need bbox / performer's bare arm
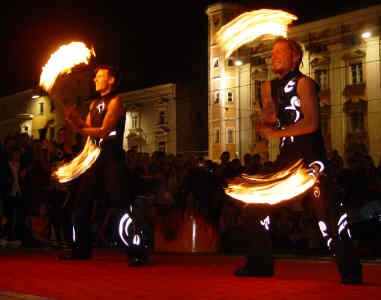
[66,96,124,139]
[258,77,319,138]
[259,81,277,124]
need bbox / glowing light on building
[361,31,371,39]
[216,9,297,58]
[39,42,95,92]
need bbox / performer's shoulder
[298,75,317,87]
[297,75,319,93]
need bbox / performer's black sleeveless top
[271,70,327,169]
[90,93,125,159]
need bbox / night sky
[1,0,381,98]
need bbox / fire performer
[60,65,149,266]
[234,38,363,284]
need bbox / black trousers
[244,174,362,279]
[71,154,128,257]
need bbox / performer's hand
[65,116,79,132]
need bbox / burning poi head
[39,41,99,183]
[39,41,95,93]
[216,9,297,58]
[225,160,318,205]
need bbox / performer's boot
[312,177,363,285]
[334,237,362,284]
[60,217,92,260]
[116,208,151,266]
[235,206,274,277]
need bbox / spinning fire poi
[39,42,98,183]
[216,9,362,284]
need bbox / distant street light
[234,59,243,66]
[31,95,40,99]
[361,32,371,39]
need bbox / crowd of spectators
[0,127,380,257]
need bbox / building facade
[206,2,381,165]
[0,89,65,141]
[0,68,93,142]
[119,83,208,155]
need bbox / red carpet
[0,251,380,300]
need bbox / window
[254,80,264,106]
[132,114,138,129]
[158,141,166,152]
[50,100,55,113]
[350,62,363,84]
[159,111,165,124]
[214,92,220,104]
[227,59,234,67]
[315,69,329,90]
[214,128,220,144]
[39,102,44,115]
[227,128,235,144]
[49,127,55,141]
[227,91,233,104]
[213,57,219,68]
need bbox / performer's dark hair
[94,65,120,86]
[275,38,303,69]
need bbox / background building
[206,2,381,165]
[120,83,208,155]
[0,68,93,142]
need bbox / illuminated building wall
[119,83,207,155]
[0,89,64,141]
[207,2,381,165]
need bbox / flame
[53,137,100,183]
[216,9,297,58]
[225,159,317,205]
[39,42,95,92]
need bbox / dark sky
[1,0,381,97]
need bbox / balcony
[127,128,147,145]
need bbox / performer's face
[271,41,294,78]
[94,69,115,95]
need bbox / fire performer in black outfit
[60,65,149,266]
[234,38,363,284]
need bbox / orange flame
[53,137,100,183]
[225,159,316,205]
[216,9,297,58]
[39,42,95,92]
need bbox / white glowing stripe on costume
[72,226,76,242]
[260,216,271,231]
[284,79,296,93]
[338,220,349,236]
[308,161,325,174]
[192,218,196,252]
[338,213,348,226]
[98,131,116,147]
[119,213,133,247]
[338,213,349,235]
[96,102,105,113]
[133,235,141,246]
[318,221,328,238]
[347,229,352,239]
[327,238,333,249]
[285,96,301,123]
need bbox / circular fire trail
[216,9,297,58]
